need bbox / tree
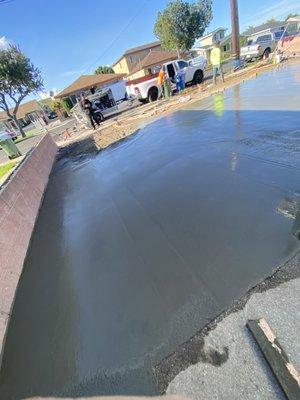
[285,13,299,21]
[154,0,212,56]
[239,35,247,47]
[0,45,43,137]
[266,17,278,23]
[61,97,73,112]
[94,65,114,74]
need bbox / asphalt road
[0,64,299,399]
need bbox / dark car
[48,111,57,120]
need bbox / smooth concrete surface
[0,65,299,399]
[0,133,57,362]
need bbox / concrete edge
[0,133,58,366]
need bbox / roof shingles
[0,100,42,121]
[56,73,126,98]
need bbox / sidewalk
[165,252,300,400]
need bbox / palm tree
[94,65,114,74]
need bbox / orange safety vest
[157,70,165,86]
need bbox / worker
[210,42,224,85]
[81,94,99,129]
[157,66,166,98]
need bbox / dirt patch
[57,136,97,160]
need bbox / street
[0,119,76,164]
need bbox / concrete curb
[0,133,57,364]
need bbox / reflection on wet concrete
[0,65,300,398]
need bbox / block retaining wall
[0,133,57,361]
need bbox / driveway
[0,64,299,398]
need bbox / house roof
[0,100,42,121]
[243,21,286,36]
[125,40,161,56]
[112,41,161,66]
[127,50,178,77]
[55,73,126,98]
[220,34,232,45]
[198,27,227,41]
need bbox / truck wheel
[263,48,271,59]
[96,112,104,123]
[148,87,158,102]
[193,70,204,85]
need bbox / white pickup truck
[241,31,286,61]
[126,58,206,102]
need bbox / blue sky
[0,0,299,95]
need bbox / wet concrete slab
[0,64,300,399]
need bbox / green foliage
[39,98,55,112]
[239,36,247,46]
[0,45,43,137]
[94,65,115,74]
[154,0,212,53]
[53,98,72,115]
[285,13,299,21]
[53,100,62,112]
[61,97,73,112]
[266,17,278,23]
[0,160,18,179]
[0,45,43,113]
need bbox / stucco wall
[0,133,57,361]
[113,57,129,74]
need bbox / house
[243,21,286,37]
[193,28,229,60]
[55,73,127,106]
[243,21,287,43]
[125,50,178,81]
[194,27,227,48]
[113,41,162,75]
[0,100,47,132]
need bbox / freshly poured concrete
[1,65,300,398]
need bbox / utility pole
[230,0,240,64]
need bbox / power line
[0,0,15,4]
[82,0,150,74]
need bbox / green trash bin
[0,137,22,160]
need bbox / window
[178,60,188,69]
[220,31,225,39]
[166,63,176,79]
[256,34,272,43]
[274,31,286,40]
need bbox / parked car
[126,58,206,103]
[241,31,287,61]
[0,129,20,141]
[47,111,57,120]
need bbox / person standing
[81,95,99,129]
[210,42,224,85]
[157,66,166,98]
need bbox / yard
[0,160,18,179]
